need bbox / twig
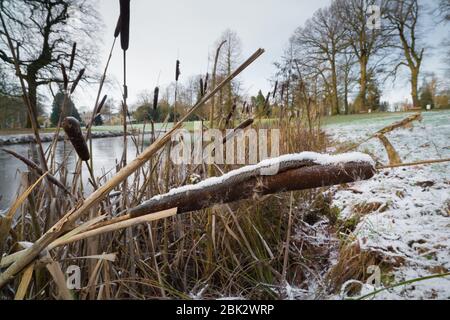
[1,148,73,197]
[376,158,450,170]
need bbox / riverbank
[0,131,129,146]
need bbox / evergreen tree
[366,73,381,111]
[50,91,82,126]
[419,83,434,109]
[93,114,103,126]
[252,90,266,115]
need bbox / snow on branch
[129,152,376,217]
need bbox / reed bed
[0,105,338,299]
[0,8,340,299]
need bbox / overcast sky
[75,0,448,111]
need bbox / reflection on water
[0,136,147,210]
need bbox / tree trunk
[344,72,350,115]
[411,67,420,109]
[25,76,40,129]
[358,57,368,113]
[331,59,340,115]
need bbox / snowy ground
[326,110,450,299]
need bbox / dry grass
[0,105,343,299]
[0,15,353,298]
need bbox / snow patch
[327,111,450,300]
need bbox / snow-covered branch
[129,152,376,217]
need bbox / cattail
[272,81,278,99]
[175,60,181,81]
[119,0,130,51]
[280,82,286,101]
[62,117,90,161]
[225,102,237,126]
[264,91,271,110]
[204,73,209,93]
[199,78,204,97]
[242,101,247,113]
[60,64,68,91]
[222,118,254,143]
[236,118,253,131]
[69,42,77,71]
[153,86,159,110]
[96,94,108,115]
[70,68,85,94]
[114,15,122,38]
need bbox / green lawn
[1,110,445,136]
[321,110,447,126]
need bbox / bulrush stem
[86,37,118,171]
[122,50,128,210]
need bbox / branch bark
[129,160,375,218]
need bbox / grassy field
[0,110,442,136]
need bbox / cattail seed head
[236,118,253,131]
[153,86,159,110]
[96,94,108,115]
[70,68,85,94]
[204,73,209,92]
[199,78,204,97]
[273,81,278,99]
[264,92,271,109]
[62,117,90,161]
[225,102,237,126]
[114,15,122,38]
[175,60,181,81]
[242,101,247,113]
[60,64,68,91]
[280,82,286,101]
[119,0,130,51]
[69,42,77,71]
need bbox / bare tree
[0,0,101,127]
[290,5,348,115]
[437,0,450,21]
[436,0,450,77]
[386,0,424,109]
[334,0,391,112]
[216,29,242,122]
[338,51,358,114]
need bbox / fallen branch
[127,152,375,217]
[343,113,422,152]
[375,113,422,136]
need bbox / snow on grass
[327,110,450,300]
